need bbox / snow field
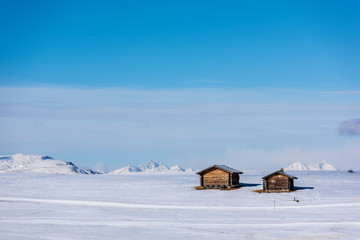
[0,171,359,239]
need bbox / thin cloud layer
[224,142,360,170]
[321,91,360,94]
[338,119,360,136]
[1,86,360,169]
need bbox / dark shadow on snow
[240,183,261,187]
[293,186,314,190]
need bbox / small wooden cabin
[196,165,243,188]
[262,169,297,192]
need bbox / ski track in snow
[1,197,360,210]
[1,219,360,228]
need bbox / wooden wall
[264,174,291,191]
[202,169,229,188]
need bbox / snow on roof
[262,170,298,180]
[196,165,243,175]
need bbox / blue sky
[1,1,359,171]
[1,0,359,89]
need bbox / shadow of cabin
[293,186,314,190]
[240,183,261,188]
[196,165,243,189]
[262,169,297,192]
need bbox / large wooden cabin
[262,169,297,192]
[196,165,243,189]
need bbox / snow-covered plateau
[0,170,359,239]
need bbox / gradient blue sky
[1,1,359,171]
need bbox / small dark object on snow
[348,169,354,173]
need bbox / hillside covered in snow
[285,161,337,171]
[0,154,100,174]
[109,160,193,174]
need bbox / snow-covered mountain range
[285,161,337,171]
[0,154,193,175]
[109,160,193,174]
[0,154,100,174]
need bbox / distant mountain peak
[110,161,192,174]
[139,161,170,173]
[0,154,100,174]
[109,165,141,174]
[318,161,337,171]
[285,162,308,171]
[285,161,337,171]
[139,160,161,170]
[170,165,185,172]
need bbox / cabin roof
[196,165,243,175]
[262,170,297,180]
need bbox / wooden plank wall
[267,174,289,190]
[203,169,229,187]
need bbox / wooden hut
[196,165,243,189]
[262,169,297,192]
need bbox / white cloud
[338,119,360,136]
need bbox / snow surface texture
[0,171,359,239]
[285,161,337,171]
[0,154,99,174]
[109,160,192,174]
